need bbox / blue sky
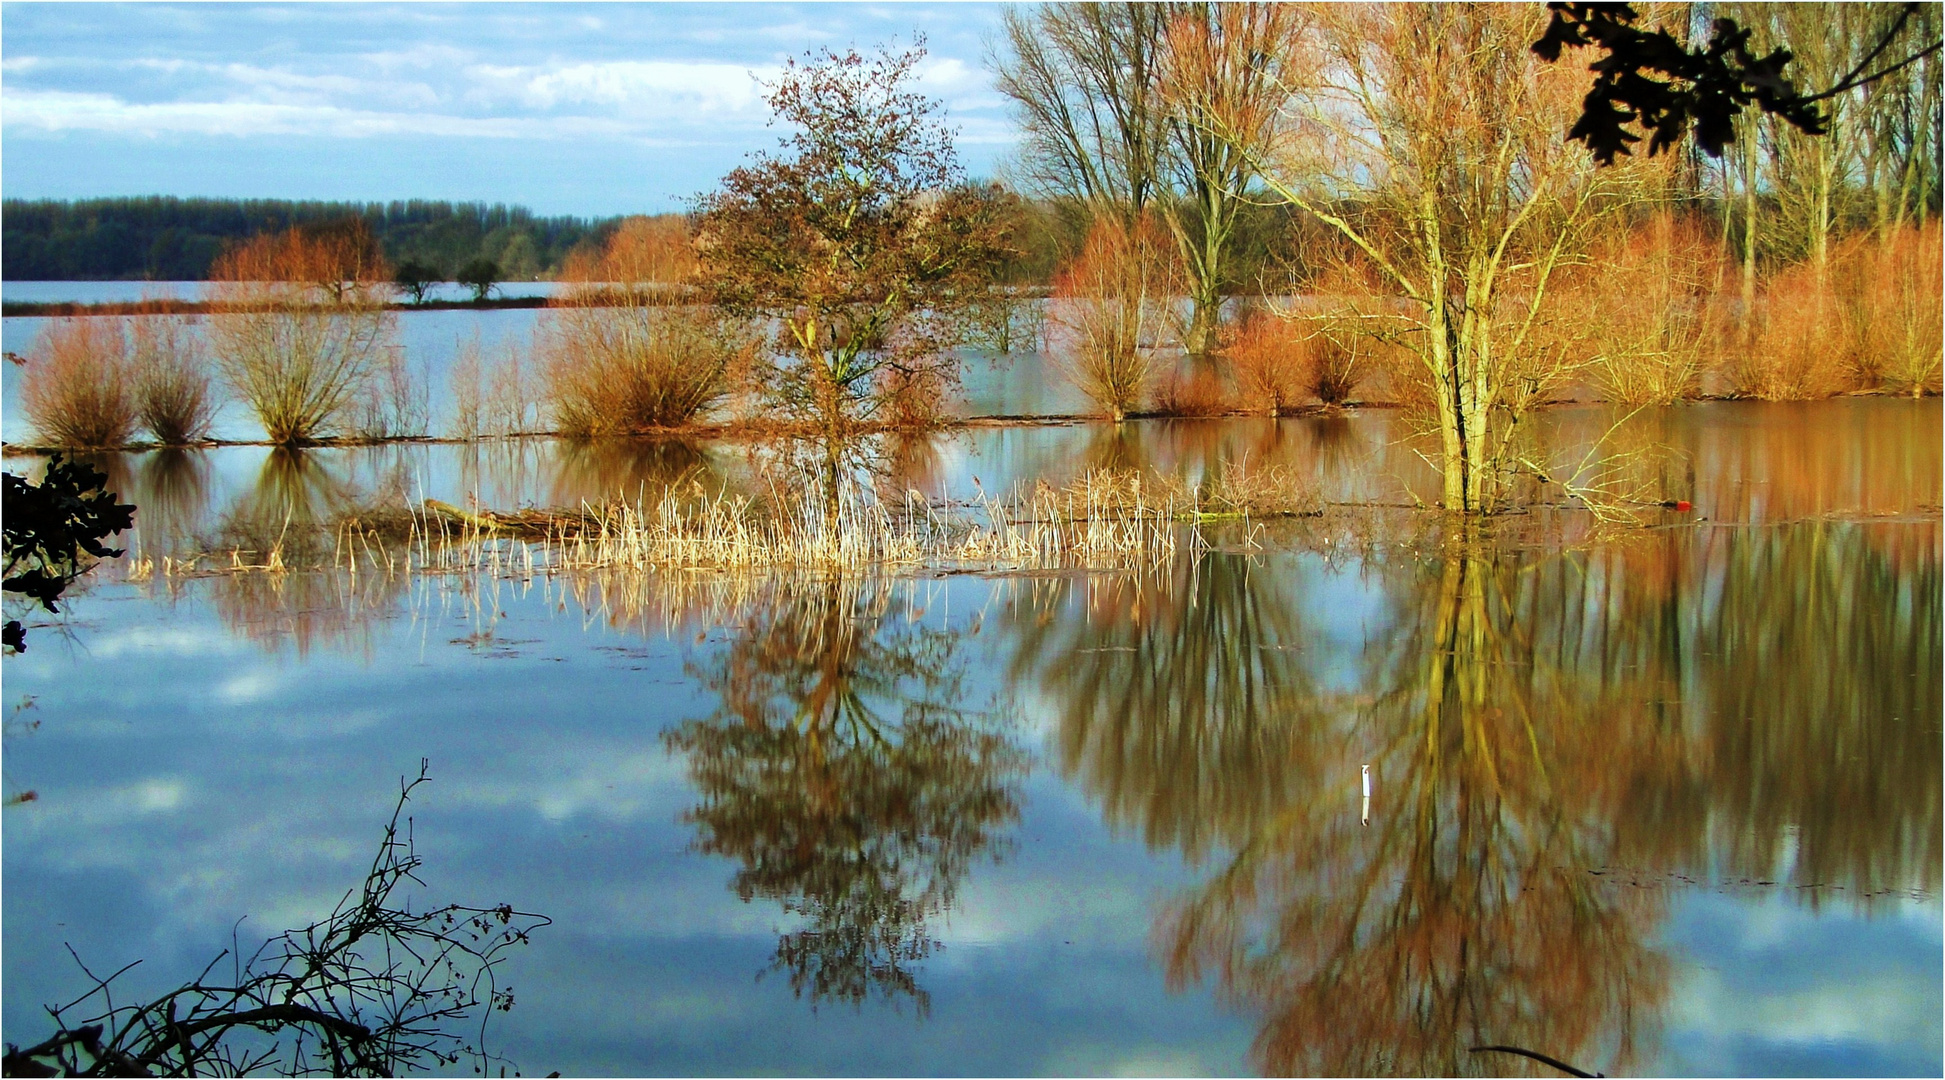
[0,3,1019,217]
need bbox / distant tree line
[0,193,1323,290]
[1,197,623,281]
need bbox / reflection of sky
[0,3,1015,215]
[1658,893,1942,1076]
[4,400,1941,1075]
[1,576,1258,1075]
[5,542,1941,1074]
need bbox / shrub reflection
[667,580,1026,1014]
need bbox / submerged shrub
[206,224,394,444]
[130,310,216,444]
[545,306,755,435]
[545,217,753,435]
[1567,213,1726,405]
[1223,312,1310,416]
[1048,214,1184,423]
[1733,265,1854,401]
[1841,222,1941,397]
[20,318,138,448]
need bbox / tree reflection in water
[1007,552,1321,863]
[667,579,1026,1015]
[208,448,412,657]
[134,448,212,559]
[1012,516,1938,1076]
[1153,530,1672,1076]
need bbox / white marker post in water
[1361,764,1371,825]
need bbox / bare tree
[1157,3,1309,359]
[1191,4,1636,512]
[993,3,1297,362]
[991,4,1172,225]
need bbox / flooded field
[2,398,1939,1076]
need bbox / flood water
[2,398,1940,1076]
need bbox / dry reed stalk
[407,468,1196,578]
[20,318,138,448]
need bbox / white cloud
[1,89,634,141]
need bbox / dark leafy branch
[2,762,550,1077]
[2,455,136,653]
[1534,1,1943,163]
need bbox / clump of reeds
[412,467,1196,577]
[349,345,430,440]
[130,308,217,444]
[1567,212,1726,405]
[544,217,754,435]
[205,222,395,443]
[20,318,138,448]
[1048,214,1185,422]
[1841,221,1941,397]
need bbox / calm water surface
[2,400,1939,1076]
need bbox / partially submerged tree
[993,3,1296,361]
[392,258,441,304]
[1188,3,1630,512]
[694,44,1012,454]
[455,257,501,302]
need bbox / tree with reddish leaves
[693,44,1013,452]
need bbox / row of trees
[995,1,1942,511]
[16,11,1941,517]
[1,197,612,281]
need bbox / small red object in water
[1675,500,1692,512]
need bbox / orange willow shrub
[206,223,395,443]
[1736,224,1943,400]
[130,304,216,444]
[1733,262,1858,400]
[1048,214,1185,422]
[543,217,754,435]
[1222,313,1308,415]
[1223,303,1384,414]
[20,318,138,447]
[1840,222,1942,396]
[1565,213,1727,405]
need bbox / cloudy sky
[0,3,1019,216]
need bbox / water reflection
[1006,554,1319,863]
[666,580,1027,1014]
[1148,533,1673,1076]
[133,448,211,556]
[547,437,721,508]
[205,449,410,658]
[1002,514,1938,1075]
